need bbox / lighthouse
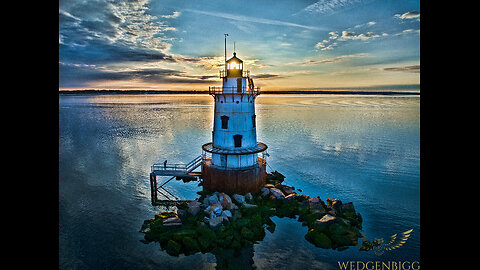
[201,47,268,194]
[149,39,268,204]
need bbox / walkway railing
[151,154,203,174]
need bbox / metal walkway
[149,155,203,206]
[151,154,203,177]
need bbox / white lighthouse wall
[209,75,259,168]
[212,153,258,168]
[212,95,257,149]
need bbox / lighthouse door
[233,134,243,147]
[237,78,242,93]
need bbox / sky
[59,0,420,91]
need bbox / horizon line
[58,89,420,96]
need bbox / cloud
[314,40,336,50]
[161,11,181,18]
[244,59,272,68]
[382,65,420,73]
[289,53,369,66]
[354,21,376,28]
[59,0,193,88]
[300,0,374,15]
[59,0,177,65]
[314,26,387,51]
[252,73,282,79]
[183,9,325,31]
[393,29,420,36]
[59,41,175,65]
[394,11,420,20]
[179,56,225,69]
[59,63,217,88]
[314,32,339,50]
[338,30,380,40]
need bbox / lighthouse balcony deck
[202,142,267,155]
[208,86,260,96]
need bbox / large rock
[284,193,297,200]
[311,208,327,215]
[275,184,295,195]
[308,197,326,214]
[282,186,295,195]
[207,194,220,205]
[326,198,343,214]
[243,203,258,208]
[308,196,324,208]
[163,216,181,224]
[316,214,336,225]
[341,202,357,219]
[188,200,202,215]
[156,212,177,219]
[342,202,355,213]
[261,187,270,197]
[218,193,233,209]
[176,209,186,218]
[163,222,183,227]
[205,203,223,217]
[163,217,182,226]
[269,188,285,200]
[221,209,233,218]
[208,215,228,229]
[232,194,245,204]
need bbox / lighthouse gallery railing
[220,70,250,78]
[209,86,260,96]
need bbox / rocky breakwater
[140,171,364,256]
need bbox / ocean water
[59,94,420,269]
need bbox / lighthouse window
[233,134,243,148]
[221,115,229,129]
[252,115,256,128]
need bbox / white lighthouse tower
[201,42,268,194]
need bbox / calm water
[59,94,420,269]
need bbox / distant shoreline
[59,90,420,96]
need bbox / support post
[149,173,157,205]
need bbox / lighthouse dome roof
[227,52,243,63]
